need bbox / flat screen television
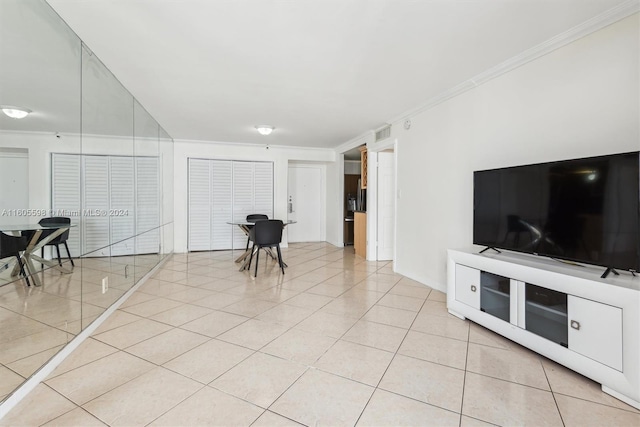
[473,151,640,276]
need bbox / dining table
[0,222,75,287]
[227,220,296,272]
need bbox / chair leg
[15,255,30,287]
[55,245,62,266]
[64,241,74,266]
[41,247,44,270]
[245,236,251,252]
[254,247,260,277]
[276,245,285,275]
[248,243,255,270]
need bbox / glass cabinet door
[480,271,511,322]
[525,283,568,346]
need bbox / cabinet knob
[570,320,580,330]
[471,285,477,292]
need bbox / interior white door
[377,151,395,260]
[287,165,323,242]
[0,151,28,227]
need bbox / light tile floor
[3,243,640,426]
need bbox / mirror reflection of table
[227,220,296,272]
[0,223,76,287]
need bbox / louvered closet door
[232,161,254,249]
[51,154,81,258]
[254,162,274,218]
[211,160,233,250]
[109,157,135,256]
[135,157,160,254]
[188,159,212,251]
[82,156,110,256]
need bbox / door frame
[366,138,398,262]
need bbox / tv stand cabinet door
[455,264,480,309]
[568,295,623,371]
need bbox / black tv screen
[473,152,640,273]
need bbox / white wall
[173,139,335,253]
[391,14,639,292]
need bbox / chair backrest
[252,220,283,246]
[38,217,71,243]
[246,214,268,222]
[0,232,27,258]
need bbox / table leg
[235,250,251,263]
[238,246,258,272]
[21,251,42,287]
[10,227,73,286]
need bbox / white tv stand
[447,248,640,409]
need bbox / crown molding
[387,1,640,125]
[174,138,334,153]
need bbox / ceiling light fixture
[255,125,274,136]
[1,106,32,119]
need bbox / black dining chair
[0,232,31,286]
[34,217,74,267]
[245,214,269,252]
[247,219,285,277]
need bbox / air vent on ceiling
[375,125,391,142]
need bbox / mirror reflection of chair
[0,232,31,286]
[247,219,284,277]
[245,214,269,252]
[37,217,74,267]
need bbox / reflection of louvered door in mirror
[82,155,110,256]
[109,156,135,256]
[135,157,160,254]
[52,153,82,257]
[53,153,161,256]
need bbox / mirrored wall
[0,0,174,404]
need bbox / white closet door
[188,159,274,252]
[232,161,254,249]
[188,158,212,251]
[82,156,110,256]
[135,157,160,254]
[211,160,233,250]
[109,157,135,256]
[51,153,81,257]
[254,162,274,218]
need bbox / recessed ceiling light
[255,125,274,136]
[1,106,32,119]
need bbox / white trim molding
[387,0,640,125]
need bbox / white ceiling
[45,0,628,148]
